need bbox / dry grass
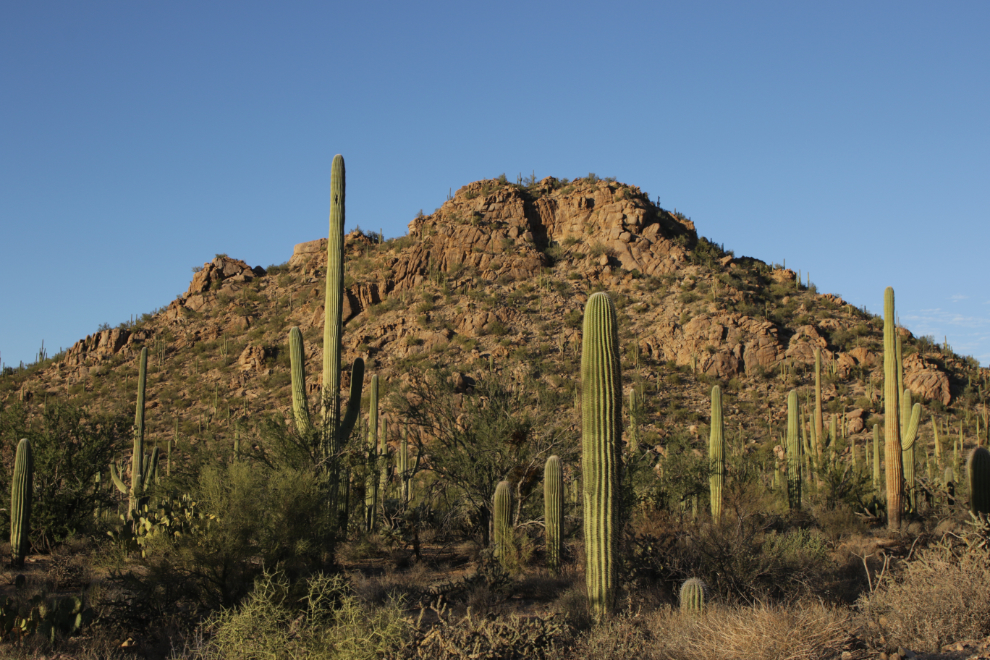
[858,542,990,652]
[565,601,855,660]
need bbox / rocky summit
[9,174,974,449]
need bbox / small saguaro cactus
[786,390,801,509]
[968,447,990,517]
[883,287,904,530]
[10,438,33,567]
[493,480,513,565]
[581,291,622,619]
[679,577,709,614]
[544,455,564,572]
[709,385,724,520]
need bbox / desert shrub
[126,461,332,612]
[569,602,853,660]
[858,540,990,652]
[180,571,409,660]
[0,400,127,549]
[400,604,569,659]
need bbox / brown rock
[846,408,866,434]
[903,353,951,405]
[237,345,266,373]
[187,255,258,296]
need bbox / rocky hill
[3,174,986,457]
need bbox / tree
[394,370,574,547]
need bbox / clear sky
[2,2,988,368]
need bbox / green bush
[182,571,408,659]
[0,400,127,549]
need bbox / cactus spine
[883,287,904,530]
[110,347,153,518]
[709,385,724,520]
[544,455,563,572]
[786,390,801,509]
[581,291,622,619]
[289,326,311,436]
[969,447,990,516]
[493,480,513,565]
[679,578,708,614]
[10,438,33,567]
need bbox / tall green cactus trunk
[814,348,824,460]
[110,347,150,520]
[10,438,33,567]
[786,390,801,510]
[307,155,364,533]
[581,292,622,619]
[544,455,563,573]
[709,385,724,520]
[884,287,904,530]
[365,374,379,532]
[493,480,513,566]
[628,390,640,454]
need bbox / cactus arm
[337,358,365,449]
[109,463,128,494]
[289,327,312,437]
[142,447,160,492]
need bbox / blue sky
[2,2,988,368]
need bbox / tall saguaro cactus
[493,480,513,565]
[111,347,153,517]
[581,291,622,619]
[284,155,366,533]
[544,455,563,573]
[10,438,33,567]
[884,287,904,530]
[321,156,365,459]
[709,385,724,520]
[786,390,801,509]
